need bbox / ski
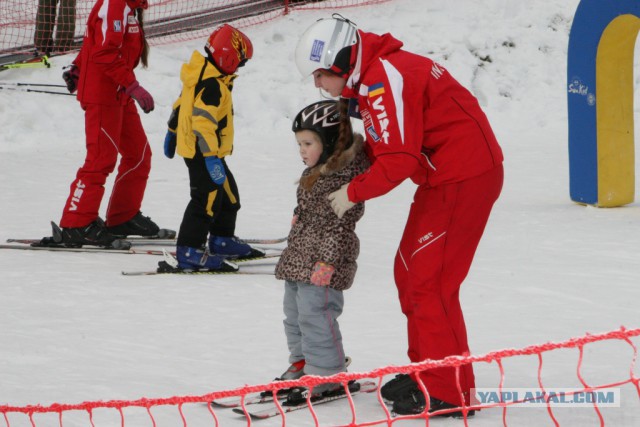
[0,54,51,72]
[121,260,275,276]
[118,236,287,246]
[211,357,353,408]
[212,391,284,408]
[0,244,160,255]
[231,381,378,420]
[114,228,177,239]
[121,247,279,276]
[3,222,171,249]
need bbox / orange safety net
[0,0,390,57]
[1,326,638,426]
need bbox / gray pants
[283,280,346,376]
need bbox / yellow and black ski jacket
[168,50,236,159]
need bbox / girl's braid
[137,8,149,68]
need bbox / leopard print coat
[275,135,370,291]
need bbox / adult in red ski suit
[57,0,157,245]
[295,17,504,413]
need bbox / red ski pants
[393,164,503,406]
[60,101,151,228]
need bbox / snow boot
[176,246,237,271]
[107,212,160,237]
[208,235,264,259]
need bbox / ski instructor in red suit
[295,15,504,418]
[53,0,160,248]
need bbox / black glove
[62,65,80,93]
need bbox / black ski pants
[177,152,240,249]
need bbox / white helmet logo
[295,17,358,77]
[310,40,325,63]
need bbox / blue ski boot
[208,236,265,259]
[176,246,237,271]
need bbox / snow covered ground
[1,0,639,426]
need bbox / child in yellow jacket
[164,24,263,270]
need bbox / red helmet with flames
[205,24,253,75]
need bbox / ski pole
[0,82,66,88]
[0,85,74,96]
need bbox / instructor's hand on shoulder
[328,184,355,219]
[126,81,154,113]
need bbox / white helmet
[295,15,358,77]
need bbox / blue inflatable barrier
[568,0,640,206]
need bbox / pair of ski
[211,381,379,420]
[210,357,379,420]
[121,234,286,275]
[1,225,287,276]
[124,248,280,276]
[2,222,285,254]
[1,239,283,256]
[2,221,180,252]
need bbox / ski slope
[1,0,639,425]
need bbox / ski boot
[209,235,265,260]
[380,373,418,403]
[259,360,306,399]
[392,391,476,418]
[59,218,127,248]
[107,212,160,237]
[176,246,237,271]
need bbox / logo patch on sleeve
[113,20,122,32]
[366,126,381,142]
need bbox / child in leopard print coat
[274,100,369,400]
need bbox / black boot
[61,218,117,248]
[107,212,160,237]
[392,390,475,418]
[380,374,418,402]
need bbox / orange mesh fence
[0,0,390,58]
[1,326,638,426]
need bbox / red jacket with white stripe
[73,0,146,106]
[343,31,504,203]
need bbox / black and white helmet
[295,15,358,77]
[292,100,340,160]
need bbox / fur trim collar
[311,133,364,178]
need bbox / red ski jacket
[342,31,504,203]
[73,0,146,106]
